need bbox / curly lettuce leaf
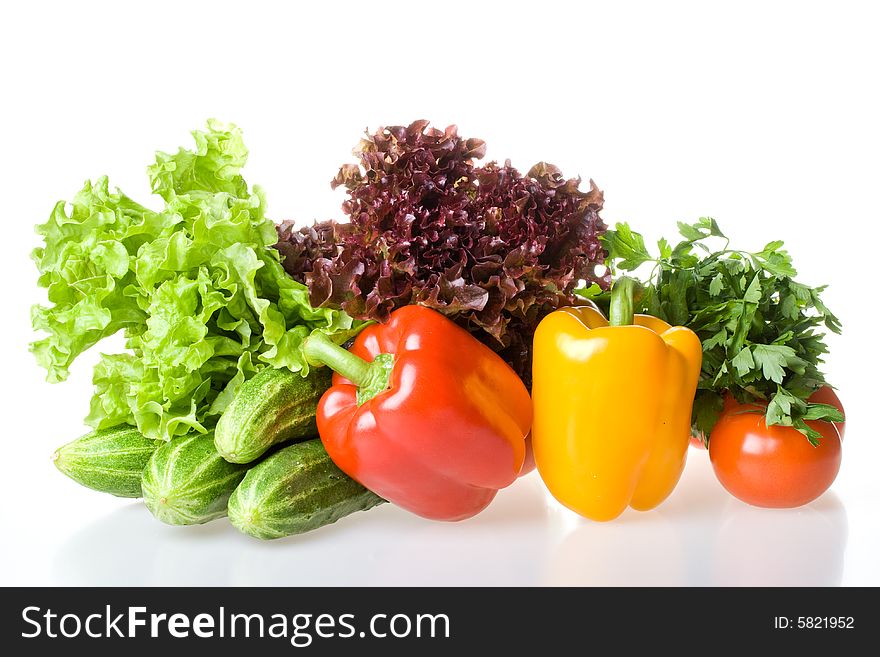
[30,178,155,381]
[32,121,358,439]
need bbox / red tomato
[808,385,846,440]
[708,402,842,508]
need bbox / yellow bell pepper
[532,277,702,521]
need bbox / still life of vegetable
[33,120,845,538]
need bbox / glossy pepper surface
[304,305,532,521]
[531,278,702,521]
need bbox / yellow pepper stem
[609,276,637,326]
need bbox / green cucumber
[52,426,160,498]
[228,438,385,540]
[142,432,249,525]
[214,366,332,464]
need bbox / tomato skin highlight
[809,385,846,440]
[708,402,842,508]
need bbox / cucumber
[142,432,249,525]
[214,366,332,464]
[228,438,385,540]
[52,426,160,498]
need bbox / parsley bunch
[578,217,843,444]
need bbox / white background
[1,0,877,585]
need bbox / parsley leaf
[692,390,725,443]
[586,217,842,444]
[753,344,796,383]
[602,224,653,270]
[731,346,755,377]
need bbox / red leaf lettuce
[275,120,610,386]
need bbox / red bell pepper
[303,305,532,521]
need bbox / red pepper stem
[303,332,373,386]
[303,332,393,404]
[609,276,636,326]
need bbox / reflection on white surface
[51,475,555,587]
[544,510,687,585]
[542,452,848,586]
[51,455,848,586]
[711,493,847,586]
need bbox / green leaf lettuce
[32,120,359,439]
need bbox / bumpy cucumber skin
[214,367,332,464]
[228,438,385,540]
[142,432,249,526]
[53,426,160,498]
